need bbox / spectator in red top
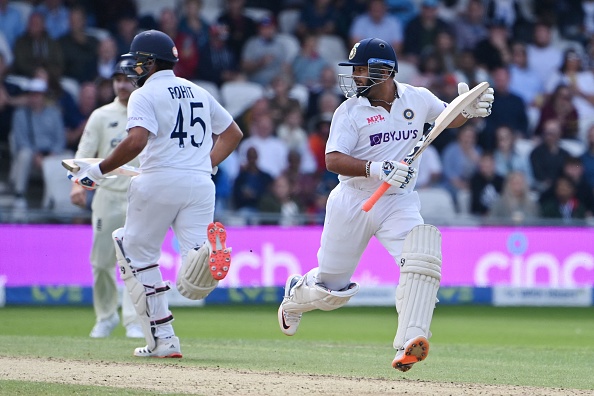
[308,112,332,175]
[534,84,579,140]
[158,9,199,80]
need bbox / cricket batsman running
[67,30,243,357]
[277,38,494,371]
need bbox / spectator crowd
[1,0,594,225]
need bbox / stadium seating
[289,83,309,111]
[559,139,586,157]
[277,9,301,34]
[60,77,81,103]
[277,33,301,64]
[417,187,457,222]
[193,80,222,103]
[9,1,33,24]
[41,155,88,219]
[317,34,349,75]
[220,81,265,118]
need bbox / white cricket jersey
[76,98,140,192]
[126,70,233,174]
[326,81,446,193]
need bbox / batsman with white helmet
[67,30,243,358]
[70,61,143,339]
[277,37,494,371]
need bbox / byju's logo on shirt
[369,130,419,146]
[366,114,385,125]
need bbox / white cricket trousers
[123,170,216,270]
[91,187,137,326]
[121,171,215,339]
[314,183,424,290]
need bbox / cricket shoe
[134,336,182,358]
[125,323,144,338]
[278,275,303,336]
[392,336,430,372]
[89,312,119,338]
[207,222,231,280]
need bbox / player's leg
[101,190,144,337]
[392,224,441,372]
[121,288,144,338]
[116,174,181,357]
[88,188,120,338]
[375,196,441,371]
[173,177,231,299]
[278,185,372,335]
[10,147,33,198]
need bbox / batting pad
[113,228,174,350]
[393,224,442,350]
[176,243,218,300]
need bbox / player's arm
[71,112,101,207]
[326,151,415,186]
[448,114,467,129]
[99,127,149,174]
[210,121,243,167]
[326,151,366,177]
[432,83,495,129]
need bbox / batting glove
[370,161,416,188]
[458,82,494,118]
[67,161,105,190]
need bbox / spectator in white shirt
[349,0,403,54]
[526,22,563,88]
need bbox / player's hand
[370,161,416,188]
[67,161,104,190]
[70,183,87,207]
[458,83,494,118]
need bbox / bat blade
[361,81,490,212]
[61,158,140,177]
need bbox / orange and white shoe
[392,336,429,372]
[207,222,231,280]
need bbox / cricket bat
[62,158,140,177]
[361,81,490,212]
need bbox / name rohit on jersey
[369,130,418,146]
[168,85,195,99]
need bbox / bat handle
[361,182,390,212]
[362,160,412,212]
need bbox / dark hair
[155,59,175,71]
[559,49,582,73]
[564,156,583,167]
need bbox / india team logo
[403,109,414,120]
[349,43,360,60]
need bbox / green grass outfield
[1,305,593,393]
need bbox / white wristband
[87,163,104,180]
[369,161,383,179]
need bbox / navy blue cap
[125,30,179,63]
[339,38,398,72]
[111,60,127,77]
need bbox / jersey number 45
[171,102,206,149]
